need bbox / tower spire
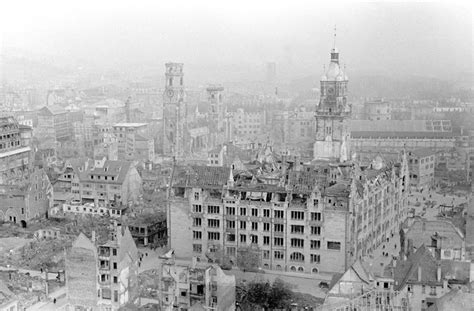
[333,25,337,50]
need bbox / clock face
[166,89,174,98]
[327,87,335,95]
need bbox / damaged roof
[173,165,230,189]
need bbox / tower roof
[321,26,348,82]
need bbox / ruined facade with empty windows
[160,256,235,311]
[167,44,410,275]
[168,154,409,275]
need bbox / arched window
[298,267,304,272]
[276,265,282,271]
[312,268,319,274]
[290,266,296,272]
[263,263,269,269]
[290,252,305,262]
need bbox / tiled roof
[351,131,454,139]
[173,166,230,189]
[406,220,464,250]
[427,289,474,311]
[350,120,452,133]
[134,133,150,141]
[408,148,436,158]
[70,158,132,184]
[392,245,440,290]
[38,105,67,115]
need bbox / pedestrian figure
[146,252,148,256]
[40,268,43,273]
[54,298,56,304]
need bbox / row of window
[192,244,323,264]
[192,204,322,221]
[194,217,322,234]
[192,230,338,250]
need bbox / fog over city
[2,0,472,85]
[0,1,473,311]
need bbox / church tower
[313,33,351,162]
[163,63,186,157]
[207,85,225,147]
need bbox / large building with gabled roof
[69,157,142,206]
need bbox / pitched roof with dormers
[70,158,133,185]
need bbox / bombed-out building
[167,43,410,275]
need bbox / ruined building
[160,256,236,311]
[168,154,409,275]
[65,225,139,311]
[0,116,33,183]
[167,42,410,275]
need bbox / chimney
[418,266,422,282]
[437,263,442,282]
[91,230,96,243]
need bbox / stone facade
[169,158,409,275]
[314,46,351,162]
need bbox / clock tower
[313,41,351,162]
[163,62,186,157]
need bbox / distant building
[112,123,153,162]
[162,62,186,157]
[407,148,436,188]
[266,62,277,85]
[160,256,235,311]
[232,108,266,141]
[351,120,456,153]
[70,157,142,206]
[36,105,71,144]
[270,109,315,158]
[207,143,252,168]
[363,99,391,121]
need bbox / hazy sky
[1,0,472,83]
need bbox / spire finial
[333,25,337,49]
